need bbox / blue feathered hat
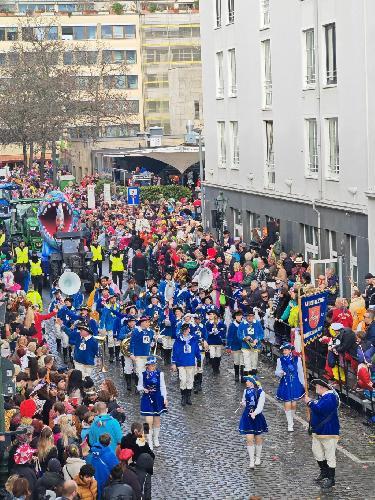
[280,342,294,351]
[145,356,157,366]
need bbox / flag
[301,292,328,345]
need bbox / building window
[228,0,235,24]
[104,75,138,90]
[261,0,270,27]
[326,117,339,177]
[328,230,338,259]
[216,0,222,28]
[217,121,226,168]
[348,235,358,285]
[262,39,272,108]
[0,27,18,41]
[61,26,97,40]
[232,209,243,238]
[265,120,275,188]
[64,51,98,65]
[194,100,200,120]
[305,118,318,175]
[303,224,319,261]
[101,25,136,40]
[230,121,239,168]
[304,28,316,86]
[216,51,224,98]
[146,100,169,113]
[103,50,137,64]
[171,47,201,62]
[325,23,337,85]
[228,48,237,97]
[145,74,168,88]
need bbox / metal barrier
[260,339,374,418]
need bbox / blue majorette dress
[275,354,305,402]
[140,370,168,416]
[239,387,268,435]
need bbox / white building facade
[201,0,375,290]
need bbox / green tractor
[10,199,43,251]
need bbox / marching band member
[206,309,227,375]
[227,310,244,382]
[138,356,168,450]
[48,289,64,351]
[130,316,156,388]
[172,323,201,406]
[76,306,99,337]
[275,342,305,432]
[146,295,164,320]
[57,296,78,363]
[190,313,208,393]
[305,379,340,489]
[117,315,137,392]
[239,375,268,469]
[99,293,121,363]
[158,268,178,306]
[66,323,99,378]
[238,307,264,377]
[161,304,184,364]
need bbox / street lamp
[215,191,228,242]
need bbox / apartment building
[0,1,143,171]
[141,8,202,135]
[201,0,375,289]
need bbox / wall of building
[168,65,203,134]
[201,0,374,287]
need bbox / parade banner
[103,183,111,206]
[87,184,95,209]
[300,292,328,345]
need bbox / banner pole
[298,287,309,409]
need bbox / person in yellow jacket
[26,283,43,312]
[90,240,105,277]
[109,248,125,291]
[14,241,29,267]
[0,228,6,249]
[29,251,44,295]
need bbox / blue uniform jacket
[172,334,201,367]
[117,324,134,342]
[308,391,340,436]
[206,320,227,345]
[130,327,154,356]
[227,321,242,351]
[99,305,120,332]
[65,331,99,366]
[190,322,208,342]
[57,306,78,327]
[238,319,264,350]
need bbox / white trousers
[242,349,259,371]
[178,366,195,390]
[232,350,244,366]
[209,345,222,358]
[106,330,120,348]
[74,361,94,379]
[123,356,134,375]
[55,324,69,348]
[162,336,175,350]
[311,435,339,468]
[134,356,147,379]
[195,352,205,374]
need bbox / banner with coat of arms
[301,292,328,345]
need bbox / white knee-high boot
[247,445,255,468]
[255,444,262,465]
[285,410,294,431]
[147,428,154,450]
[153,427,160,447]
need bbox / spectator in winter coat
[130,453,154,500]
[362,310,375,348]
[74,464,97,500]
[88,402,122,451]
[10,444,38,492]
[120,422,155,463]
[102,464,135,500]
[62,444,87,481]
[86,434,119,498]
[33,458,64,500]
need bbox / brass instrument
[120,337,131,357]
[94,335,107,372]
